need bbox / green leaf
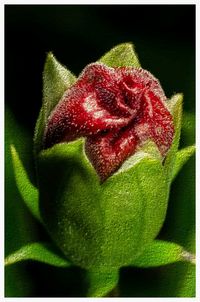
[5,107,36,187]
[5,242,71,268]
[5,108,40,296]
[131,240,195,268]
[99,43,141,68]
[37,141,169,270]
[34,52,76,154]
[181,112,195,146]
[10,145,41,223]
[164,93,183,183]
[157,113,195,297]
[161,107,195,252]
[5,108,39,252]
[172,145,195,181]
[85,269,119,297]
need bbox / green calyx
[37,139,168,269]
[31,43,193,270]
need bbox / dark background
[5,5,195,297]
[5,4,195,129]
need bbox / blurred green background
[5,5,195,297]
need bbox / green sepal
[38,140,102,269]
[34,52,76,154]
[164,93,183,184]
[37,140,169,270]
[5,242,71,268]
[131,240,195,268]
[10,145,41,223]
[172,145,195,181]
[99,42,141,68]
[100,146,168,267]
[85,269,119,297]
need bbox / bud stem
[85,268,119,297]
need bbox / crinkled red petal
[44,63,174,181]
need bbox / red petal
[118,68,174,156]
[44,64,131,148]
[139,90,174,156]
[85,126,138,182]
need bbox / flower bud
[36,45,180,270]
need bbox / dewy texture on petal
[44,63,174,181]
